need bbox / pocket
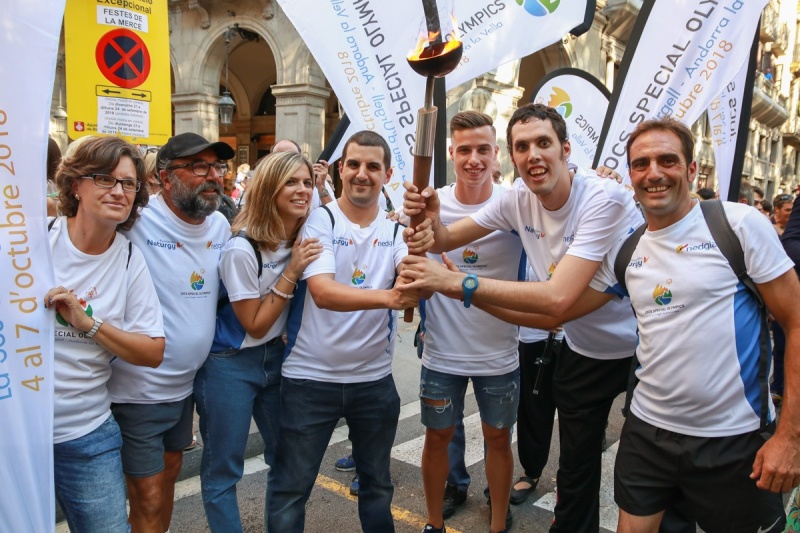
[208,348,239,360]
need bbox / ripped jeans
[419,366,520,430]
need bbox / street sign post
[65,0,170,145]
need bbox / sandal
[509,475,539,505]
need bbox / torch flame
[407,15,461,62]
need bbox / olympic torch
[403,0,462,322]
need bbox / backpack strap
[216,230,263,312]
[613,223,646,296]
[614,224,647,421]
[700,200,771,437]
[321,204,335,230]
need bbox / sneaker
[335,454,356,472]
[442,484,467,519]
[422,524,446,533]
[349,474,359,497]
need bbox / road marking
[391,411,518,468]
[533,441,620,531]
[315,474,463,533]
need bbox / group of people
[46,100,800,533]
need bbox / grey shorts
[111,397,194,478]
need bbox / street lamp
[219,28,235,126]
[218,24,260,126]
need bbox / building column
[271,83,330,159]
[172,93,222,141]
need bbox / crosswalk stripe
[391,412,518,468]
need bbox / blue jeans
[267,374,400,533]
[195,339,284,533]
[53,415,130,533]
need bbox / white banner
[532,68,610,169]
[0,1,62,531]
[709,61,748,201]
[276,0,590,207]
[594,0,767,182]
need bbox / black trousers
[550,342,631,533]
[516,339,557,480]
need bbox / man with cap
[108,133,234,533]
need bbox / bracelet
[271,286,294,300]
[281,273,297,287]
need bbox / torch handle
[403,153,434,322]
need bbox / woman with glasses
[194,152,322,532]
[46,136,165,533]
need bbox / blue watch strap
[462,274,479,308]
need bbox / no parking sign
[65,0,170,144]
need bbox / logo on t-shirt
[190,271,205,290]
[628,256,648,268]
[462,248,479,264]
[524,226,545,239]
[653,283,672,305]
[676,241,717,253]
[547,262,557,280]
[206,240,224,250]
[146,238,181,251]
[334,237,354,247]
[372,238,393,247]
[56,295,92,327]
[563,233,575,244]
[352,265,367,286]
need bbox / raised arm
[306,273,418,311]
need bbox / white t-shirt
[518,264,563,344]
[109,194,230,403]
[471,172,641,360]
[49,218,164,443]
[420,184,523,376]
[212,235,293,351]
[592,201,793,437]
[283,203,407,383]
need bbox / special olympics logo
[653,284,672,306]
[190,271,205,291]
[352,267,366,286]
[462,248,479,264]
[516,0,560,17]
[547,87,572,118]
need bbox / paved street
[57,317,629,533]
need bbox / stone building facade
[49,0,800,196]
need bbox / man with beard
[108,133,234,533]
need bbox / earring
[75,194,80,200]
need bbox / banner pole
[726,22,760,203]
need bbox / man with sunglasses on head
[108,133,234,533]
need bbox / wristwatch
[318,187,330,198]
[462,274,479,308]
[86,317,103,338]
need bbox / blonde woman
[194,151,322,532]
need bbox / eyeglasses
[629,154,684,173]
[81,174,141,192]
[776,194,793,202]
[165,161,228,177]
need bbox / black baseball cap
[157,133,235,168]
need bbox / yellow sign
[65,0,170,145]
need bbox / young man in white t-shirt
[266,131,418,532]
[401,103,642,532]
[109,132,234,533]
[415,111,523,533]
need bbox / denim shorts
[111,396,194,477]
[53,415,130,532]
[419,366,520,430]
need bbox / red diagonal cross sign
[95,28,151,89]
